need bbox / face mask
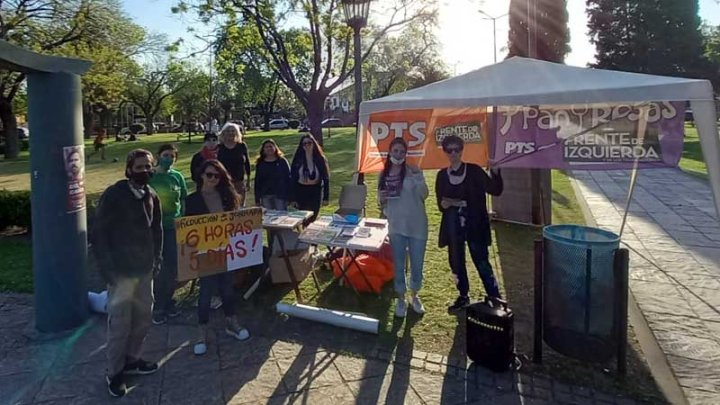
[390,156,405,165]
[130,171,153,186]
[158,156,173,170]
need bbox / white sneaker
[225,317,251,341]
[210,296,222,310]
[411,296,425,314]
[194,325,208,355]
[395,299,407,318]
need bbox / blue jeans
[447,230,500,299]
[261,196,287,211]
[197,272,236,324]
[153,227,177,315]
[389,233,426,294]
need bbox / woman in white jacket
[378,137,429,318]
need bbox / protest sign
[175,207,263,281]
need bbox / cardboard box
[269,249,314,284]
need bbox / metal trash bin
[542,225,620,362]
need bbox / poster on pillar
[491,101,685,170]
[175,207,263,282]
[358,108,489,173]
[63,145,86,213]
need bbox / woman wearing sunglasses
[185,160,250,355]
[435,135,503,312]
[378,138,429,318]
[289,134,330,221]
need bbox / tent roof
[360,57,713,114]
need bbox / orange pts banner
[357,107,489,173]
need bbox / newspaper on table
[299,217,388,251]
[262,209,311,229]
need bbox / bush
[0,190,31,230]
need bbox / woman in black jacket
[254,139,291,210]
[217,123,251,206]
[289,134,330,221]
[185,159,250,355]
[435,135,503,312]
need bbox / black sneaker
[106,373,127,397]
[448,295,470,312]
[151,313,167,325]
[123,359,158,376]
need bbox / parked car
[17,127,29,139]
[321,118,342,128]
[268,119,289,130]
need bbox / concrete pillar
[27,72,89,332]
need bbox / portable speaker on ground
[466,297,515,372]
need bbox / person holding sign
[92,149,162,397]
[149,144,188,325]
[289,134,330,222]
[378,138,429,318]
[254,139,291,210]
[185,159,251,355]
[435,135,504,312]
[218,122,251,207]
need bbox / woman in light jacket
[378,137,429,318]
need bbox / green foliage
[178,0,436,143]
[0,190,31,230]
[364,23,449,98]
[587,0,711,78]
[0,239,33,293]
[507,0,569,62]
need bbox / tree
[587,0,709,78]
[176,0,436,144]
[214,23,289,130]
[363,22,448,98]
[171,64,211,137]
[507,0,569,62]
[125,61,190,135]
[0,0,145,158]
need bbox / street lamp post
[478,10,508,63]
[341,0,371,127]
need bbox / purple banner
[491,102,685,170]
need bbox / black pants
[445,210,500,298]
[295,183,322,222]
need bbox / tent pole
[619,106,650,238]
[690,99,720,220]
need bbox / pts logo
[505,142,535,154]
[370,122,426,147]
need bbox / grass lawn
[679,123,709,179]
[0,128,664,402]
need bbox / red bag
[331,253,394,293]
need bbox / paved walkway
[0,293,643,405]
[573,168,720,405]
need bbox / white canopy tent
[357,57,720,219]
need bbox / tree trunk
[146,114,154,135]
[0,98,19,159]
[307,94,326,145]
[83,102,96,139]
[262,108,271,131]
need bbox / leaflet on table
[262,214,303,229]
[299,223,342,244]
[346,227,386,250]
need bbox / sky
[123,0,720,75]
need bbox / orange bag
[331,253,394,293]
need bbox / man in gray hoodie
[92,149,163,397]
